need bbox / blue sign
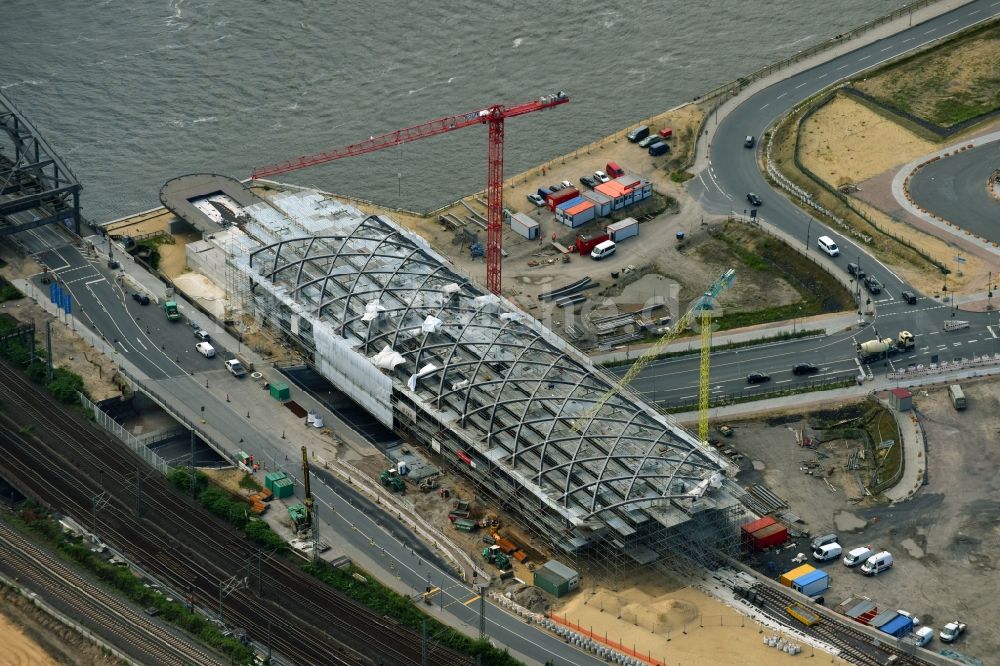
[49,281,57,304]
[62,292,72,315]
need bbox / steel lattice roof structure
[214,190,737,545]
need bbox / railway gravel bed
[0,360,471,666]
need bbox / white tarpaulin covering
[407,363,439,391]
[361,299,387,322]
[371,345,406,370]
[422,315,443,333]
[499,312,522,323]
[442,283,461,296]
[474,294,499,312]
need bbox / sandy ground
[855,24,1000,127]
[555,577,849,666]
[0,586,118,666]
[158,230,200,278]
[799,94,935,186]
[173,272,227,318]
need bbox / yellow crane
[574,268,736,441]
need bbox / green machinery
[380,469,405,493]
[163,300,179,321]
[482,545,511,570]
[287,503,308,531]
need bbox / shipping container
[453,518,478,532]
[869,610,898,629]
[792,569,829,597]
[269,381,290,401]
[741,516,777,536]
[546,187,580,211]
[751,522,788,550]
[264,471,287,492]
[607,217,639,242]
[272,476,295,499]
[557,198,596,227]
[780,564,815,587]
[510,213,539,239]
[879,615,914,638]
[575,233,610,255]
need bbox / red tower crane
[251,92,569,295]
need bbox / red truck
[605,162,625,178]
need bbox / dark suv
[846,263,865,280]
[792,363,819,376]
[863,275,883,294]
[746,193,762,207]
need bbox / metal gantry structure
[251,92,569,295]
[0,90,81,236]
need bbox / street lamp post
[805,216,812,252]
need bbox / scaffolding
[209,188,743,575]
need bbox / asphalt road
[908,139,1000,244]
[690,0,999,296]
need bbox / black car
[863,275,883,294]
[746,372,770,384]
[901,290,917,305]
[579,175,597,189]
[132,292,150,306]
[846,262,865,279]
[746,193,762,207]
[792,363,819,376]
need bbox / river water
[0,0,908,221]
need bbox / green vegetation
[854,20,1000,128]
[304,559,521,666]
[0,281,23,303]
[239,472,263,491]
[670,170,694,183]
[0,315,86,405]
[809,402,902,493]
[166,467,287,553]
[10,504,253,664]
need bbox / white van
[195,341,216,358]
[813,542,842,561]
[843,546,873,567]
[591,240,616,260]
[861,551,893,576]
[817,235,840,257]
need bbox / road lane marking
[946,19,958,25]
[967,339,978,344]
[858,55,871,61]
[836,64,849,70]
[988,326,998,339]
[760,103,769,110]
[795,82,807,89]
[817,73,827,79]
[953,342,962,346]
[463,594,481,606]
[881,46,893,52]
[969,8,981,14]
[902,37,913,42]
[924,28,936,34]
[777,92,787,99]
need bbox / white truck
[856,331,915,363]
[225,359,247,377]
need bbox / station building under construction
[172,176,746,576]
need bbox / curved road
[908,138,1000,243]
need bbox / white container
[607,217,638,242]
[306,411,317,425]
[312,415,324,428]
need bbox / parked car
[863,275,883,294]
[638,135,658,148]
[912,626,934,647]
[560,180,573,189]
[901,290,917,305]
[792,363,818,376]
[549,182,565,192]
[746,372,770,384]
[744,135,755,148]
[626,125,650,143]
[746,192,762,207]
[843,546,873,567]
[860,550,893,575]
[939,621,966,643]
[811,533,839,550]
[527,193,545,207]
[594,170,611,183]
[813,542,843,561]
[132,292,150,306]
[580,175,597,189]
[195,342,216,358]
[846,262,865,279]
[194,329,211,342]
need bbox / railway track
[750,583,926,666]
[0,361,470,666]
[0,522,224,666]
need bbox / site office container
[582,190,612,217]
[546,187,580,211]
[869,609,898,629]
[837,597,878,625]
[557,198,596,228]
[264,471,287,492]
[510,213,539,239]
[792,569,829,597]
[750,522,788,551]
[779,564,815,587]
[741,516,777,536]
[607,217,639,242]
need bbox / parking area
[726,379,1000,661]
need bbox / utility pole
[190,430,197,497]
[218,573,247,626]
[135,465,142,518]
[45,319,53,382]
[421,619,428,666]
[91,491,110,537]
[478,585,487,640]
